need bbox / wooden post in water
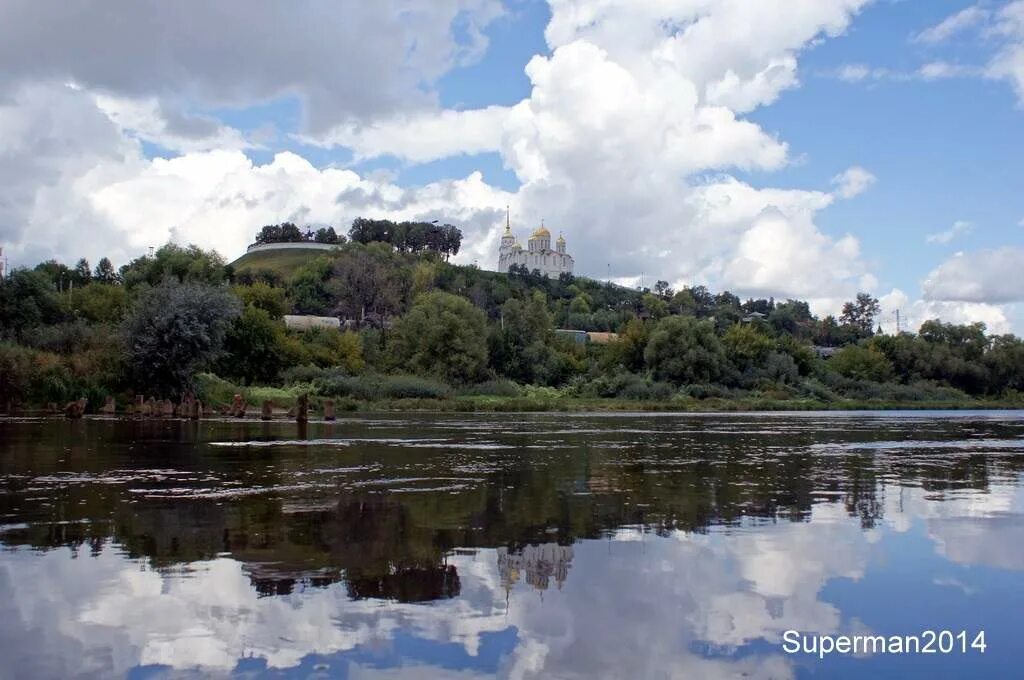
[296,394,309,423]
[134,395,144,417]
[232,394,246,418]
[64,397,86,419]
[261,400,273,421]
[323,399,336,421]
[100,396,116,415]
[191,399,202,420]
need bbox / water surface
[2,411,1023,678]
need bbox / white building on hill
[497,211,574,279]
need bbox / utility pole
[895,309,901,334]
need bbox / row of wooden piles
[58,393,337,421]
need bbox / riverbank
[345,395,1024,413]
[8,391,1021,418]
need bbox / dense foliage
[1,235,1021,411]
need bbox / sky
[0,0,1022,333]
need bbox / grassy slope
[230,247,332,278]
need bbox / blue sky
[1,0,1022,331]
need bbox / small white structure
[246,242,338,254]
[497,210,574,279]
[283,315,340,331]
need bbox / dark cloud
[0,0,502,133]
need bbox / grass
[195,373,316,409]
[326,395,1024,413]
[193,372,1024,415]
[230,247,333,278]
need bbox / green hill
[230,246,335,278]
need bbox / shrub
[281,365,338,385]
[315,373,450,400]
[680,383,736,400]
[458,379,522,397]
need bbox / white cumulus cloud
[911,6,989,45]
[922,247,1024,304]
[926,220,973,244]
[831,166,877,199]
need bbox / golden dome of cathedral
[531,225,551,239]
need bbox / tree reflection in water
[1,412,1023,677]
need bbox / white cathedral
[497,212,574,279]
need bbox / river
[2,411,1023,678]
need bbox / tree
[653,280,674,300]
[279,223,304,242]
[840,293,881,335]
[644,316,726,385]
[288,257,333,315]
[985,334,1024,394]
[122,280,240,397]
[314,226,342,244]
[121,244,228,289]
[327,244,409,328]
[669,289,697,316]
[640,293,668,320]
[218,305,288,385]
[393,291,488,383]
[234,282,288,319]
[255,224,282,244]
[0,269,65,337]
[603,317,648,373]
[722,324,774,371]
[919,320,988,361]
[69,283,128,323]
[34,260,73,291]
[830,345,894,382]
[491,291,563,384]
[348,218,462,259]
[72,258,92,287]
[94,257,120,284]
[769,299,813,338]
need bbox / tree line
[1,240,1021,411]
[252,218,463,260]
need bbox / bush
[521,384,562,400]
[281,364,338,385]
[315,373,451,400]
[0,341,120,409]
[21,320,97,355]
[195,372,316,408]
[679,383,737,400]
[458,379,522,397]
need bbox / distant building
[554,329,588,345]
[555,330,620,345]
[586,332,619,344]
[813,346,840,359]
[283,315,340,331]
[498,209,574,279]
